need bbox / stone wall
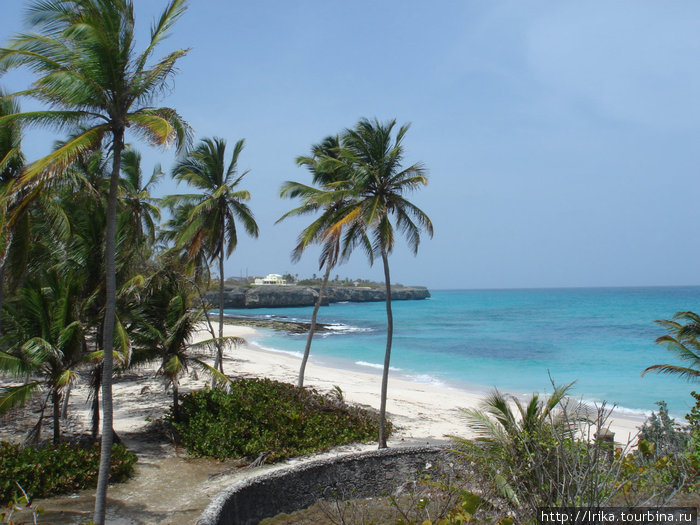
[197,446,445,525]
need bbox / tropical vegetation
[279,135,362,387]
[164,137,258,377]
[280,119,433,448]
[644,310,700,381]
[0,441,136,506]
[0,0,191,521]
[170,379,387,462]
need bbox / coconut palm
[0,1,191,520]
[0,273,85,444]
[335,118,433,448]
[119,148,164,252]
[0,86,26,332]
[278,135,370,387]
[164,137,258,375]
[130,268,241,421]
[643,311,700,381]
[160,201,211,282]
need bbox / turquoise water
[224,287,700,416]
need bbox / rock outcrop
[205,285,430,309]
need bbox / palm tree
[0,272,85,444]
[278,135,370,387]
[119,148,164,253]
[0,87,26,334]
[160,202,211,282]
[452,382,596,519]
[643,311,700,381]
[131,268,241,421]
[164,137,258,375]
[0,2,191,521]
[336,118,433,448]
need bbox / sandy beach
[4,320,647,524]
[215,323,645,444]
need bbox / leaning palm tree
[164,137,258,375]
[336,118,433,448]
[278,135,370,387]
[642,311,700,381]
[0,1,191,521]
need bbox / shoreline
[220,322,645,444]
[4,319,647,523]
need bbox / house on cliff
[253,274,287,285]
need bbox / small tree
[0,273,85,444]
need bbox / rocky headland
[205,285,430,309]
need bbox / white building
[253,274,287,285]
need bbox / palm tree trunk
[61,383,72,419]
[172,383,179,422]
[91,362,102,440]
[298,264,332,388]
[94,129,124,525]
[92,388,100,439]
[217,247,225,375]
[0,265,5,337]
[378,246,393,449]
[52,389,61,444]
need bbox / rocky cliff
[205,285,430,309]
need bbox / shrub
[625,395,699,499]
[0,441,137,505]
[638,401,688,458]
[451,384,640,523]
[170,379,388,461]
[685,391,700,471]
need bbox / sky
[0,0,699,290]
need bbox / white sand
[4,320,647,524]
[202,322,644,446]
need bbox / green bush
[170,379,388,461]
[0,441,137,505]
[685,391,700,471]
[619,396,699,501]
[638,400,688,458]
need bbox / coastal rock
[204,285,430,309]
[244,285,320,308]
[216,287,247,308]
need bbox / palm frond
[0,381,42,416]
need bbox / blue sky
[1,1,699,290]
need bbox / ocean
[223,287,700,417]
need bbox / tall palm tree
[164,137,258,375]
[278,135,371,387]
[643,311,700,381]
[0,2,191,521]
[0,87,26,334]
[337,118,433,448]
